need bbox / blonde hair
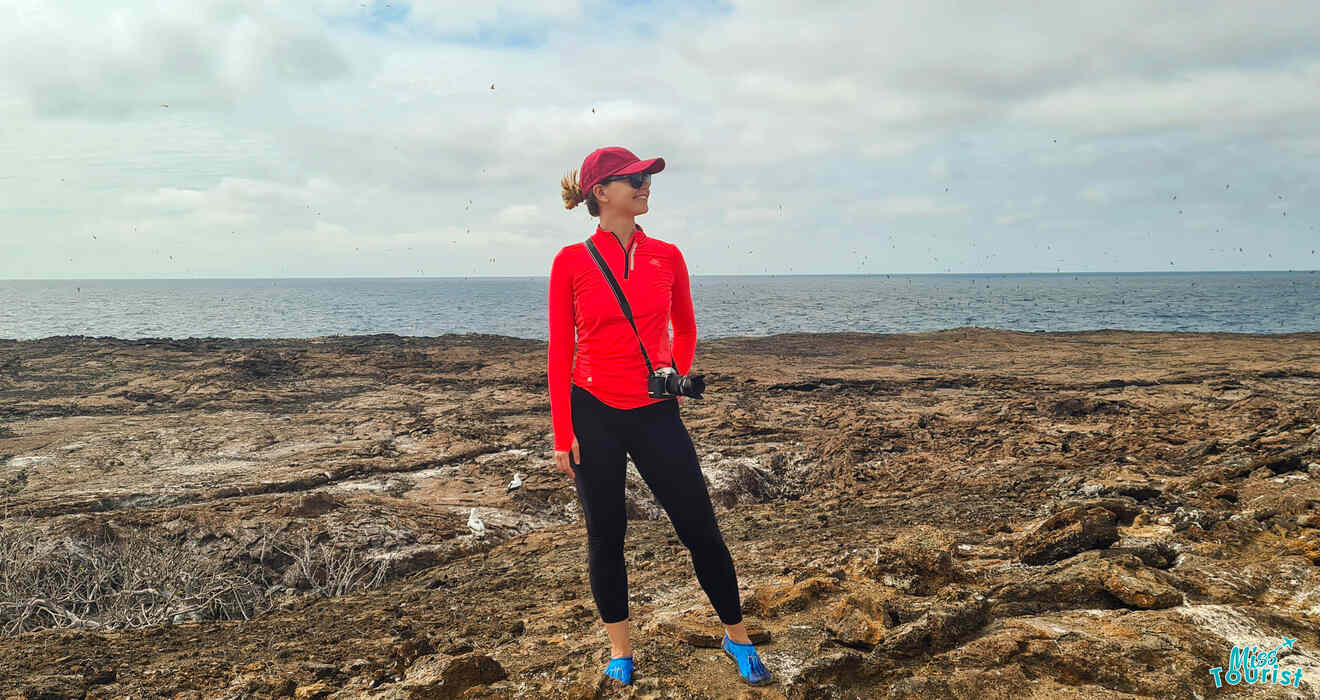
[561,169,600,217]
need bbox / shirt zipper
[611,233,636,279]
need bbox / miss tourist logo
[1208,637,1304,689]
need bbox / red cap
[578,146,665,197]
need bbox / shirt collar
[593,223,646,249]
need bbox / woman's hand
[554,436,581,477]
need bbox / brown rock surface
[648,609,771,648]
[400,652,507,699]
[743,576,842,618]
[1015,505,1120,564]
[825,592,889,650]
[1,329,1320,698]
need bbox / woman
[547,146,772,687]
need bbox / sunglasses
[600,172,651,189]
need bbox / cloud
[3,2,350,119]
[3,0,1320,279]
[1079,185,1110,204]
[494,203,549,230]
[125,177,351,221]
[850,196,967,218]
[399,0,582,37]
[724,207,782,224]
[929,156,949,179]
[993,213,1034,226]
[1011,63,1320,136]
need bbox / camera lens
[678,373,705,398]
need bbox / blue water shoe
[722,633,772,685]
[604,655,633,685]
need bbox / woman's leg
[570,385,633,656]
[626,399,744,628]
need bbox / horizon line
[3,268,1319,282]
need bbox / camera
[648,366,706,399]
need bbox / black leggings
[569,383,743,625]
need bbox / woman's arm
[548,247,576,451]
[670,246,696,375]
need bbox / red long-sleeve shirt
[547,223,696,451]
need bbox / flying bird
[467,507,485,537]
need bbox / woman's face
[595,174,651,215]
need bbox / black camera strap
[584,238,658,375]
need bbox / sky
[2,0,1318,279]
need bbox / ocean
[1,272,1316,341]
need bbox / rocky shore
[2,328,1319,698]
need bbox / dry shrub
[0,514,392,638]
[274,531,389,598]
[0,513,270,635]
